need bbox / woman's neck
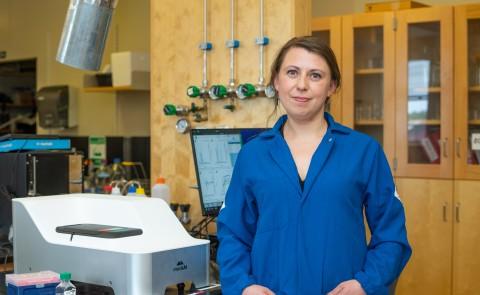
[284,112,328,140]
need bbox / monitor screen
[190,128,266,216]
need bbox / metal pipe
[57,0,118,71]
[258,0,265,86]
[229,0,235,88]
[202,0,208,89]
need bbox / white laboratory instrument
[12,194,210,295]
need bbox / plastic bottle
[136,187,146,197]
[151,177,171,204]
[55,272,76,295]
[111,186,122,196]
[126,185,137,196]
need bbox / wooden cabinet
[454,4,480,179]
[452,180,480,295]
[395,179,480,295]
[341,12,395,167]
[395,7,454,179]
[395,178,453,295]
[311,16,342,121]
[314,7,454,177]
[312,5,480,295]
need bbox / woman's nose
[296,74,308,90]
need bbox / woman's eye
[311,72,322,80]
[286,69,297,78]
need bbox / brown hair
[267,36,341,119]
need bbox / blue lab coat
[217,113,412,295]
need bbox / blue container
[7,282,57,295]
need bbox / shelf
[469,120,480,125]
[83,86,148,93]
[355,68,384,75]
[83,71,150,92]
[410,87,441,94]
[408,119,441,125]
[469,86,480,92]
[355,119,384,126]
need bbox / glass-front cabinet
[395,7,453,178]
[311,16,342,121]
[455,5,480,179]
[453,7,480,294]
[342,12,395,167]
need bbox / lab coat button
[328,138,332,142]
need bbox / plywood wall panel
[151,0,310,223]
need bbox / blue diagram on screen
[190,129,265,216]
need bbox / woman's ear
[328,80,337,97]
[273,76,279,92]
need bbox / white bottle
[111,186,122,196]
[55,272,76,295]
[151,177,171,204]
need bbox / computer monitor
[190,128,266,216]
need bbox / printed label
[472,133,480,151]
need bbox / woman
[217,36,411,295]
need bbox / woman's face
[274,47,336,122]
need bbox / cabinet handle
[442,138,448,158]
[455,202,460,223]
[455,138,461,158]
[442,202,448,222]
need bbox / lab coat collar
[260,112,350,139]
[263,112,347,198]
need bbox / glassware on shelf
[470,108,480,120]
[430,61,441,87]
[355,100,383,121]
[475,61,480,86]
[355,104,363,121]
[372,102,383,120]
[364,104,372,120]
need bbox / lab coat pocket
[251,229,281,290]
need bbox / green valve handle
[236,83,256,99]
[163,104,177,116]
[209,85,227,100]
[186,86,201,98]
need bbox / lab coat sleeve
[354,143,412,294]
[216,150,258,295]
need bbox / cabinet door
[342,12,395,168]
[453,180,480,295]
[395,178,452,295]
[395,7,453,178]
[454,4,480,179]
[312,16,342,121]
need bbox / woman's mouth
[293,96,310,103]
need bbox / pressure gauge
[176,118,190,134]
[236,83,256,99]
[264,85,276,98]
[209,85,227,100]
